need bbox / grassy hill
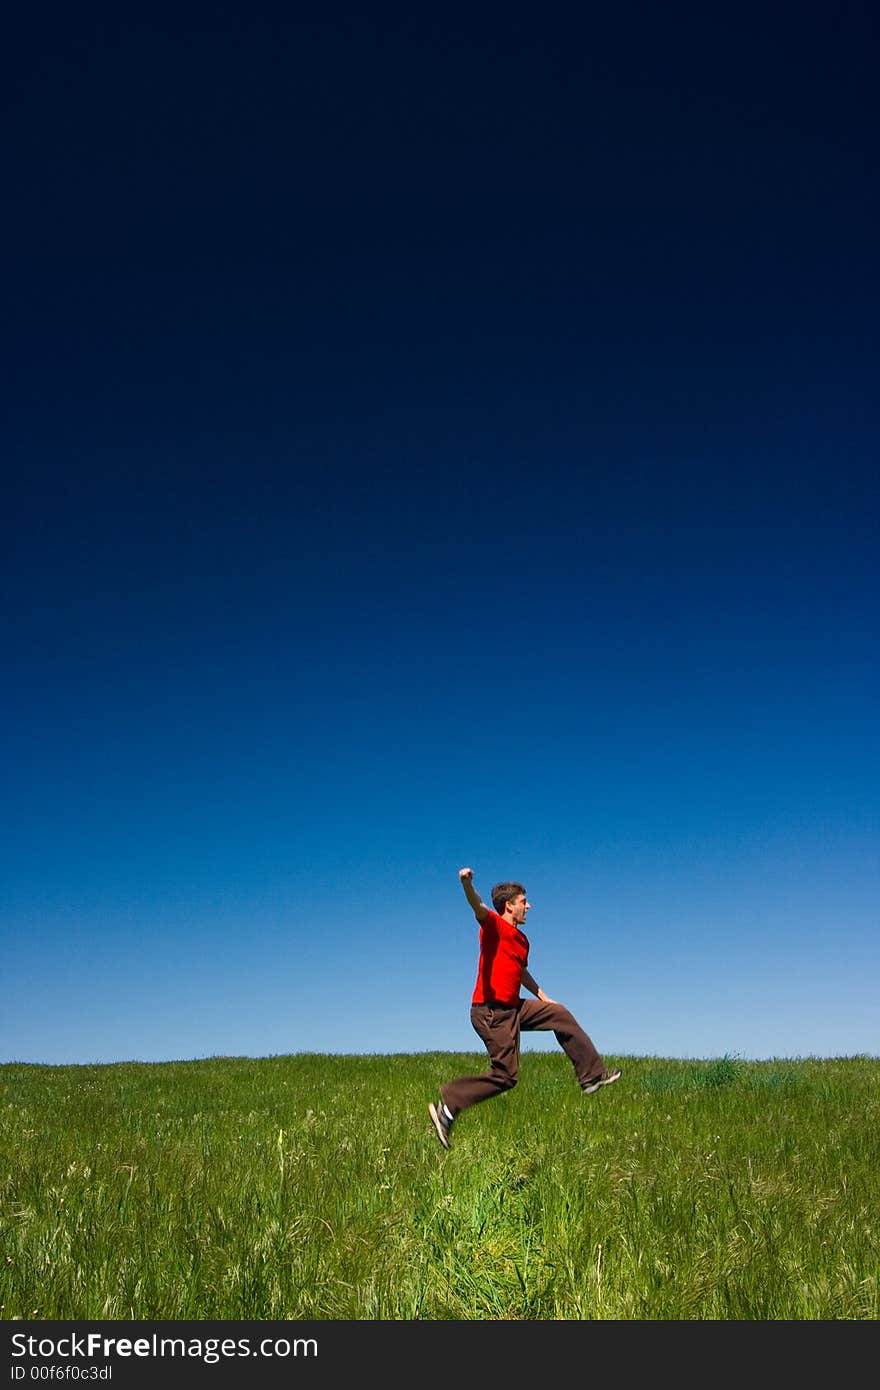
[1,1052,877,1319]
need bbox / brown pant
[440,999,605,1117]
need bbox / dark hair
[491,882,526,914]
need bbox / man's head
[491,882,531,924]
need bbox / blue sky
[3,6,877,1066]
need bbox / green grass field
[1,1052,877,1320]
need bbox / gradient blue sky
[4,6,877,1066]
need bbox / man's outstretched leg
[518,999,621,1093]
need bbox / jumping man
[428,867,621,1148]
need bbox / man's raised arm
[458,866,490,922]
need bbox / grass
[1,1052,878,1319]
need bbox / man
[428,867,621,1149]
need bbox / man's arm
[458,867,490,922]
[522,968,556,1004]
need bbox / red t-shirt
[471,908,530,1006]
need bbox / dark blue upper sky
[4,4,877,1063]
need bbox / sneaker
[583,1067,622,1095]
[428,1100,454,1149]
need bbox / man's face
[509,893,531,924]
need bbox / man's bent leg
[518,999,604,1087]
[440,1004,521,1116]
